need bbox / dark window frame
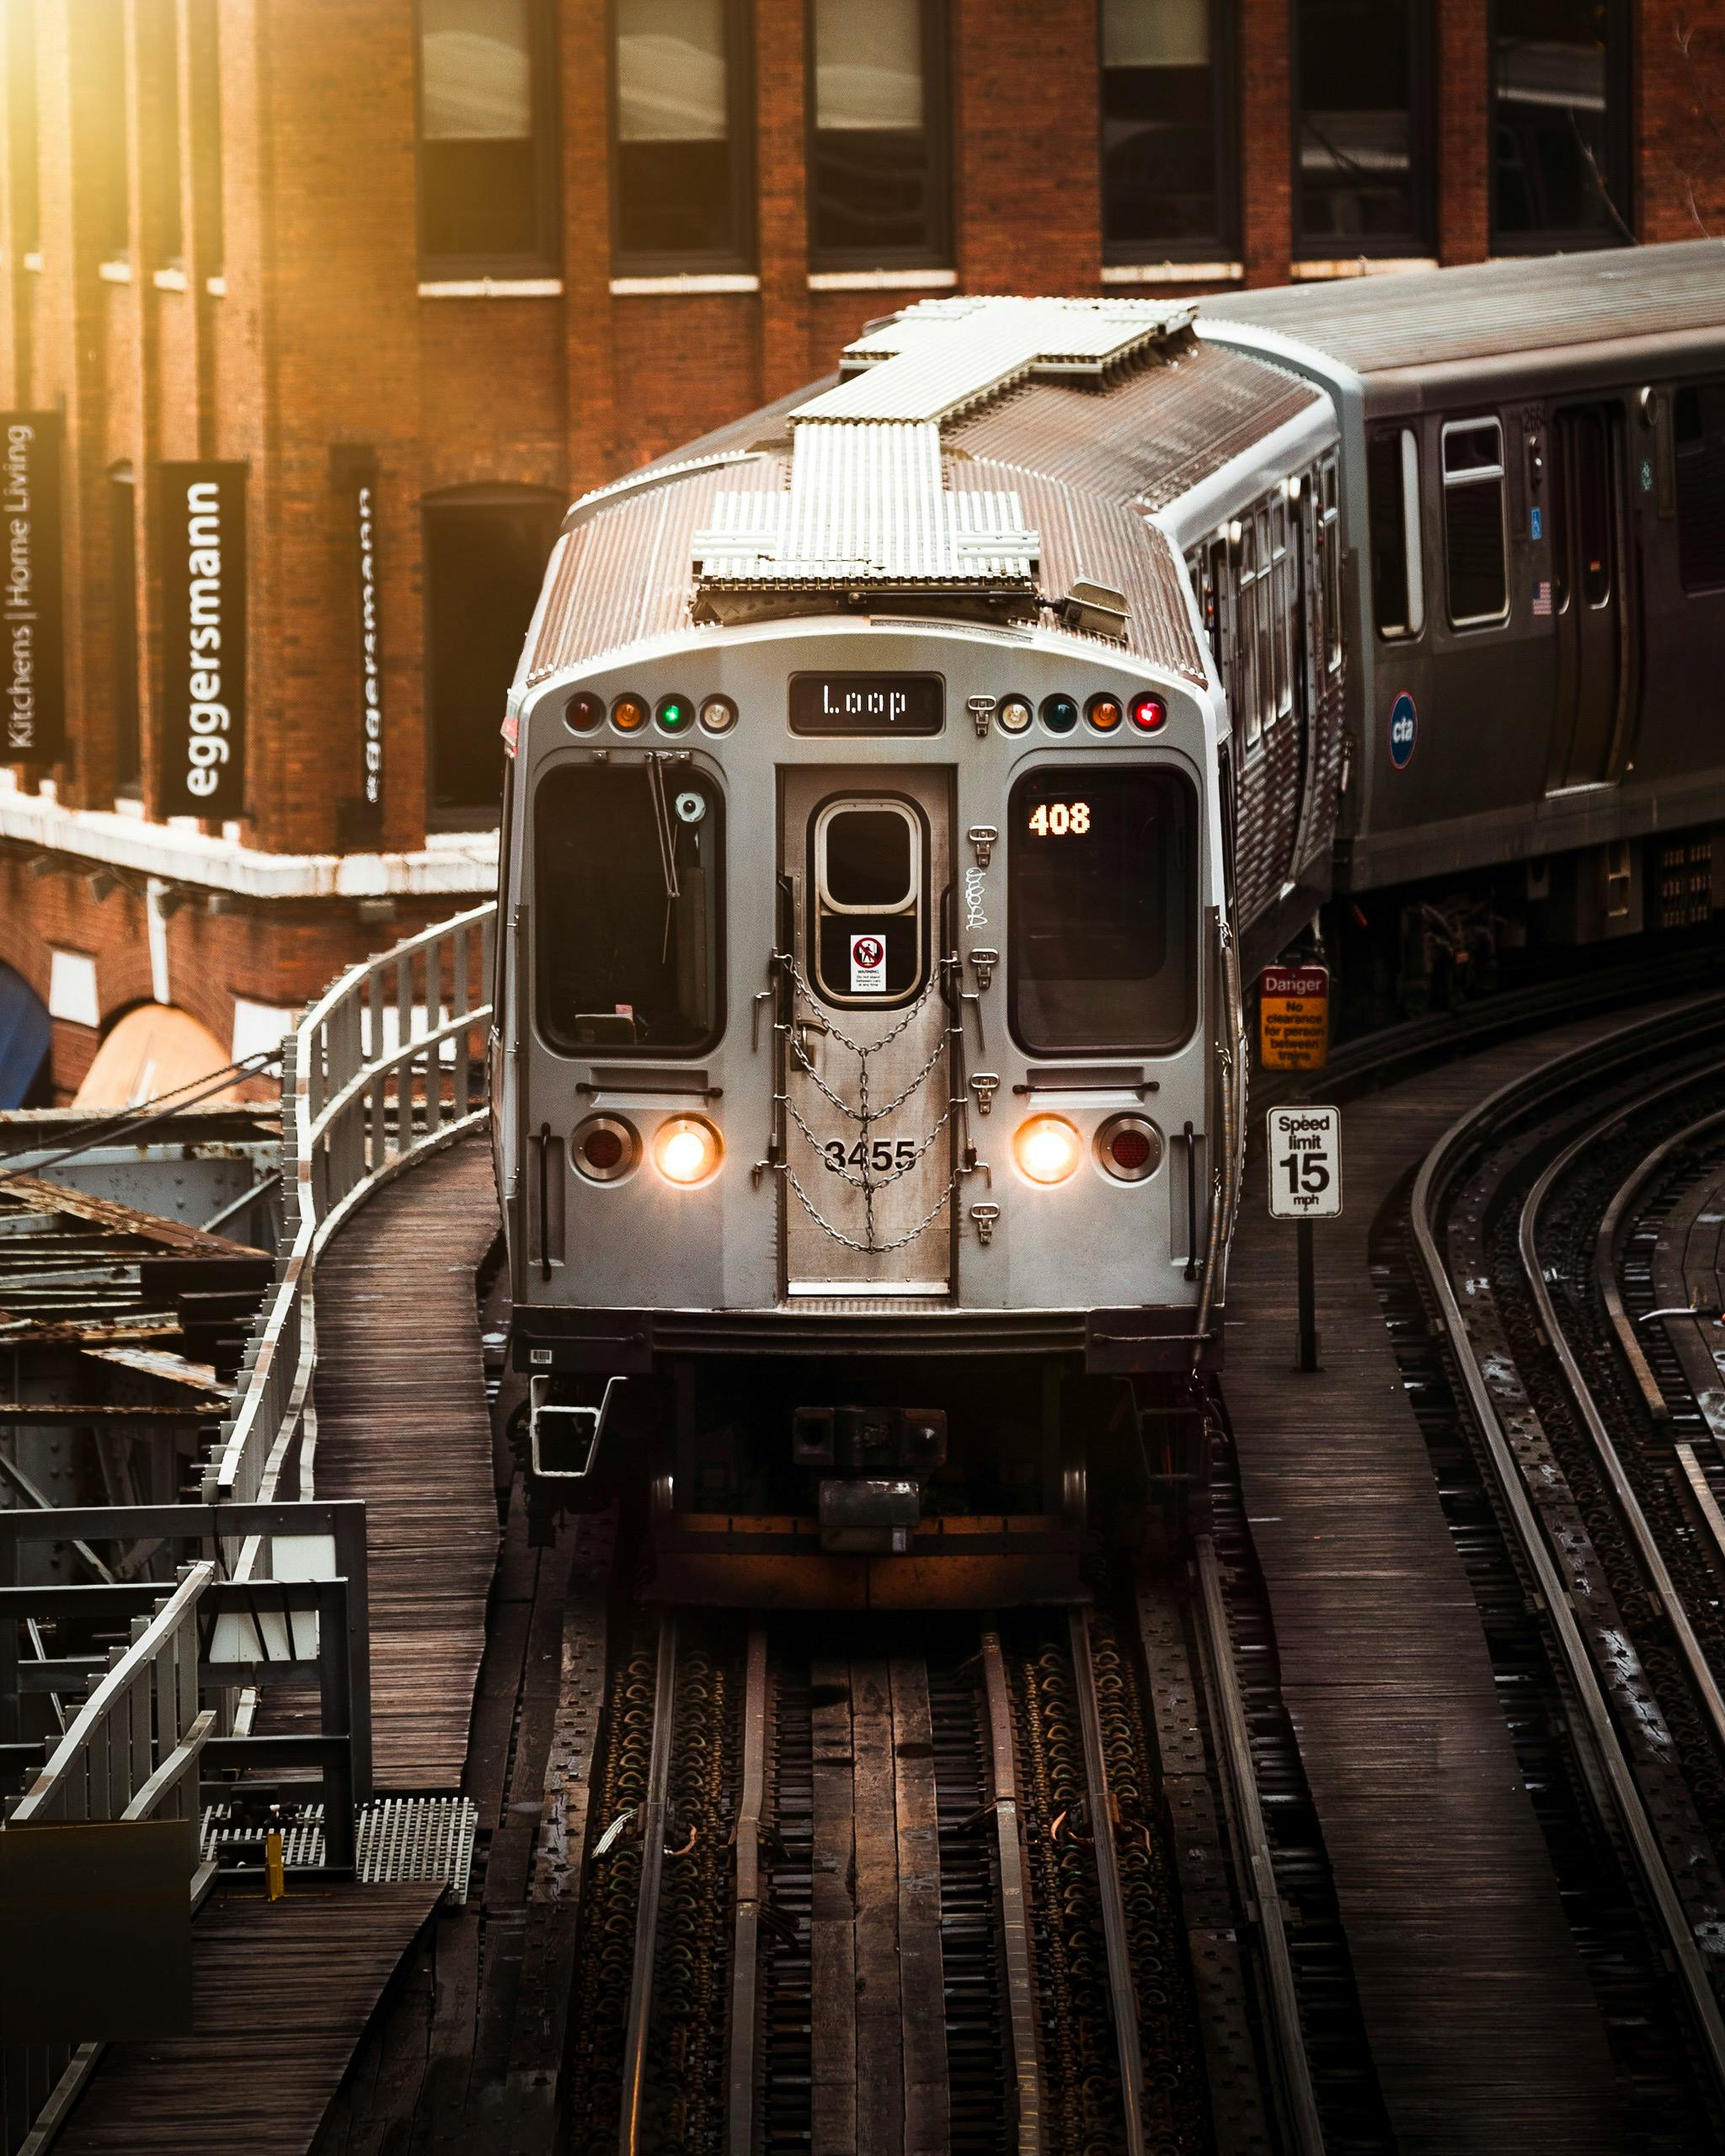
[609,0,755,277]
[805,0,952,271]
[1440,414,1510,630]
[1007,760,1200,1059]
[8,0,40,260]
[1097,0,1240,264]
[422,483,563,828]
[805,788,931,1011]
[1290,0,1435,259]
[533,755,728,1059]
[415,0,562,276]
[1488,0,1632,253]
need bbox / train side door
[777,767,957,1295]
[1546,403,1631,790]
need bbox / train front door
[777,767,958,1296]
[1546,403,1631,791]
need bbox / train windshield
[1008,766,1196,1054]
[535,761,723,1054]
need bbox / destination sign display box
[789,672,943,736]
[1258,963,1330,1072]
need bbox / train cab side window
[1235,517,1261,745]
[535,762,723,1054]
[1367,427,1424,639]
[1009,766,1197,1055]
[1674,383,1725,595]
[1441,417,1509,627]
[1320,459,1343,672]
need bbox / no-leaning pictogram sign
[850,935,886,994]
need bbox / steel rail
[1520,1100,1725,1766]
[1410,1022,1725,2099]
[618,1610,680,2156]
[726,1628,769,2156]
[1193,1535,1327,2156]
[1595,1102,1725,1425]
[1066,1609,1146,2156]
[979,1630,1045,2156]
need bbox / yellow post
[264,1828,286,1902]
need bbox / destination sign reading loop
[788,672,943,737]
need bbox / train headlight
[611,693,649,733]
[655,694,694,734]
[1097,1113,1164,1182]
[573,1114,639,1182]
[565,692,605,734]
[1086,695,1124,734]
[1014,1115,1081,1185]
[654,1115,722,1187]
[996,695,1033,734]
[699,695,737,734]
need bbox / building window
[192,0,224,273]
[1293,0,1433,254]
[809,0,947,267]
[1101,0,1233,259]
[1674,383,1725,595]
[425,491,561,824]
[109,470,140,793]
[1492,0,1631,249]
[419,0,557,269]
[613,0,749,269]
[152,0,183,264]
[8,0,39,259]
[1368,428,1425,639]
[90,0,130,259]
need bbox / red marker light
[1130,693,1167,733]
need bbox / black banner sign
[157,462,246,816]
[333,446,383,845]
[1,411,65,766]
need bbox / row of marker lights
[566,692,738,737]
[996,691,1167,736]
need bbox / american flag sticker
[1533,579,1552,617]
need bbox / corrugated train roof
[1199,239,1725,375]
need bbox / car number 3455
[825,1138,918,1174]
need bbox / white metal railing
[201,903,497,1521]
[3,1564,218,2154]
[12,1563,216,1841]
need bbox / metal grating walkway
[200,1796,479,1904]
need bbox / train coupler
[818,1476,922,1555]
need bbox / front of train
[497,299,1244,1606]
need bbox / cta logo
[1388,691,1418,771]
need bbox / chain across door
[777,767,959,1294]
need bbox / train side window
[1235,517,1261,745]
[1269,499,1292,723]
[1674,383,1725,595]
[1367,428,1424,638]
[1253,509,1274,738]
[1441,417,1509,627]
[534,761,724,1054]
[1573,411,1612,608]
[1320,459,1343,672]
[1008,765,1197,1055]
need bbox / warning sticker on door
[850,934,886,994]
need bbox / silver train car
[495,248,1725,1604]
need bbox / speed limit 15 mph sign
[1267,1105,1342,1219]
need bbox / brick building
[0,0,1720,1101]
